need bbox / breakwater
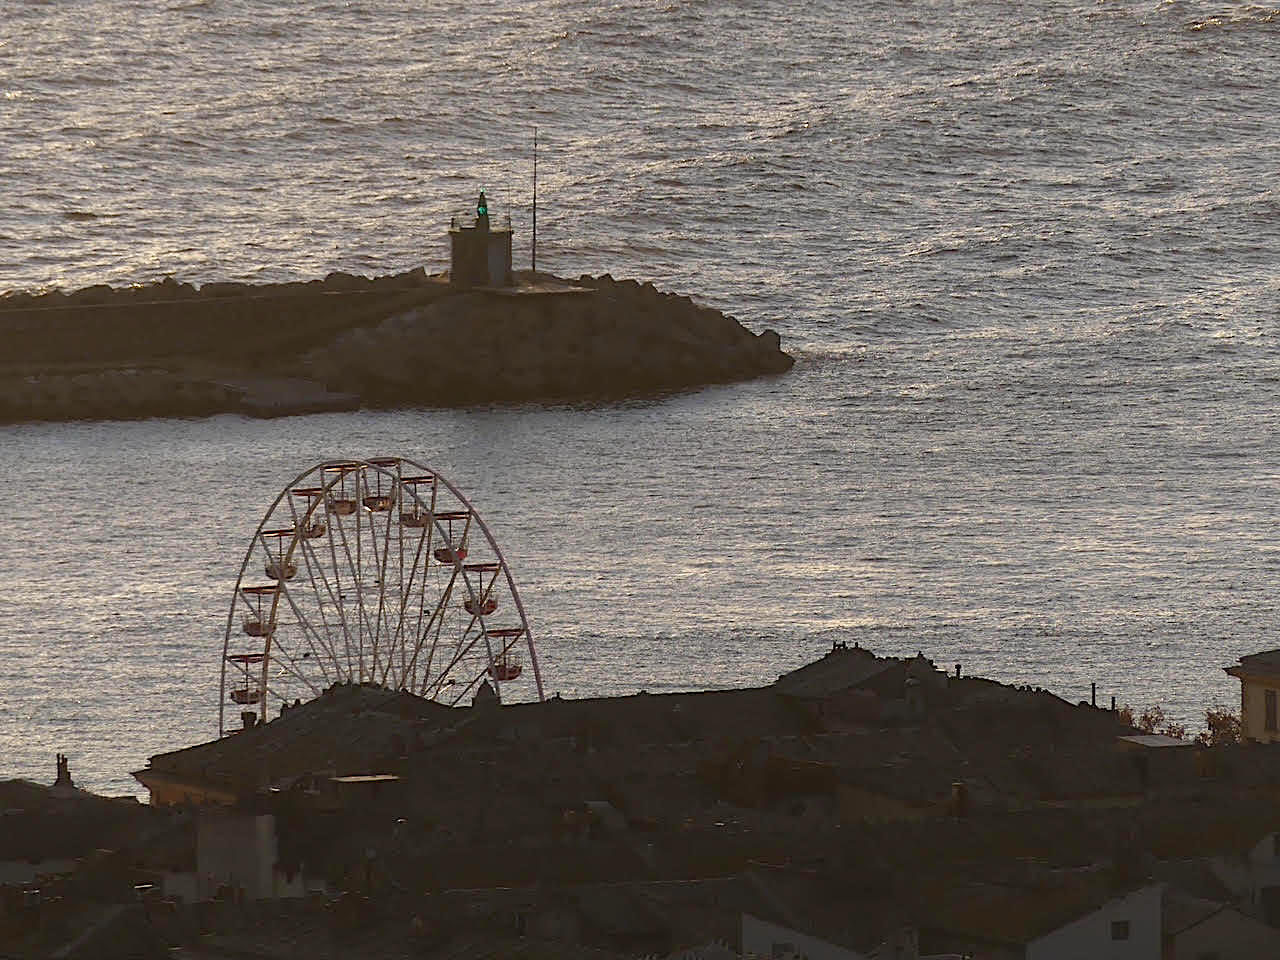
[0,270,793,423]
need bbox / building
[741,913,920,960]
[924,878,1164,960]
[773,642,945,728]
[449,190,512,288]
[1115,733,1198,791]
[1209,831,1280,926]
[132,682,450,806]
[1163,887,1280,960]
[1223,650,1280,743]
[156,811,313,902]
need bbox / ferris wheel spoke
[334,506,384,681]
[352,476,379,675]
[277,591,341,685]
[395,511,434,688]
[283,498,347,676]
[416,510,476,683]
[416,561,464,694]
[348,490,370,677]
[263,649,324,701]
[430,626,493,702]
[290,499,355,682]
[451,627,525,705]
[411,485,442,648]
[367,493,399,683]
[403,490,444,687]
[446,661,495,705]
[328,503,373,678]
[353,489,397,682]
[316,484,359,679]
[393,482,410,687]
[299,551,352,681]
[395,478,436,681]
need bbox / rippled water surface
[3,0,1280,795]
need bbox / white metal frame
[219,457,544,735]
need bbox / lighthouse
[448,190,513,288]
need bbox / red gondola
[488,654,522,682]
[264,559,297,581]
[464,596,498,616]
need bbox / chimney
[54,753,73,789]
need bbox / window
[1110,919,1130,941]
[1267,689,1277,732]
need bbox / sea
[2,0,1279,797]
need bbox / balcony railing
[450,211,512,231]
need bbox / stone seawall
[0,269,793,423]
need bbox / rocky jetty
[0,269,793,423]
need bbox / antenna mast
[532,126,538,275]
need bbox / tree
[1119,702,1243,745]
[1194,705,1242,747]
[1137,705,1168,734]
[1117,703,1188,740]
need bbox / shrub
[1137,705,1169,735]
[1116,703,1188,740]
[1195,706,1242,747]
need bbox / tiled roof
[1162,889,1229,937]
[773,645,897,699]
[137,682,455,792]
[1228,649,1280,677]
[921,873,1156,946]
[1117,734,1196,749]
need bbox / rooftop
[1227,648,1280,678]
[1118,734,1197,749]
[773,642,900,700]
[920,871,1157,947]
[135,682,455,794]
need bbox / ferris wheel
[218,457,544,735]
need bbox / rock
[324,271,370,292]
[199,281,250,299]
[753,330,794,374]
[147,277,197,301]
[70,284,115,305]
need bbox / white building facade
[1025,884,1163,960]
